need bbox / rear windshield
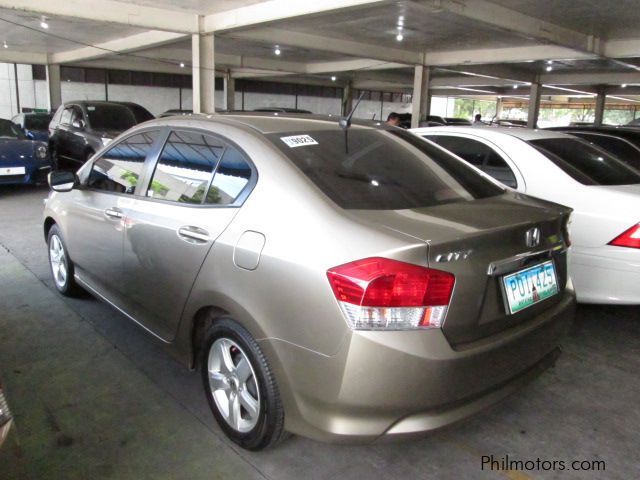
[529,137,640,186]
[571,133,640,170]
[86,104,137,131]
[267,128,504,210]
[0,120,26,139]
[24,114,52,130]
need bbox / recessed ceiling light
[513,84,519,89]
[274,45,281,55]
[40,17,49,29]
[331,75,337,81]
[546,66,553,72]
[547,60,553,65]
[2,41,7,49]
[396,33,404,41]
[179,62,185,68]
[622,83,627,88]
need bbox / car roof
[414,126,570,141]
[141,112,382,135]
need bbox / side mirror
[71,119,85,130]
[48,170,78,192]
[25,130,35,140]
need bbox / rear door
[122,129,255,341]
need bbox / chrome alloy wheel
[49,234,67,289]
[207,338,260,433]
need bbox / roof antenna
[339,91,365,130]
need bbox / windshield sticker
[280,135,318,148]
[87,106,96,111]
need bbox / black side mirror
[48,170,78,192]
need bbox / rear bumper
[570,247,640,304]
[262,284,575,443]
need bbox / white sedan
[411,126,640,304]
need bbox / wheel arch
[44,216,56,242]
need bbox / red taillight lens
[609,223,640,249]
[327,257,455,330]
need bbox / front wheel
[47,225,81,296]
[201,318,287,450]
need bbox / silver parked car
[43,114,575,450]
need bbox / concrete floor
[0,185,638,480]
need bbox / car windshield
[86,104,137,131]
[529,137,640,186]
[0,119,26,139]
[24,114,52,130]
[266,128,504,210]
[125,105,155,123]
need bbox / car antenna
[339,91,365,130]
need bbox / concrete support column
[192,33,215,114]
[496,96,503,119]
[594,88,606,127]
[223,72,235,111]
[342,81,353,116]
[46,64,62,111]
[527,81,541,128]
[411,65,431,128]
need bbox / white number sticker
[280,135,318,148]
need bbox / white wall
[61,81,106,102]
[297,96,341,115]
[0,63,49,119]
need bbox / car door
[67,105,89,163]
[64,129,162,306]
[55,106,75,160]
[424,134,526,191]
[121,129,255,341]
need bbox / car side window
[146,130,252,205]
[426,135,518,188]
[87,130,160,194]
[60,107,73,126]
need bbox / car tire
[47,224,81,297]
[201,317,287,451]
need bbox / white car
[411,126,640,304]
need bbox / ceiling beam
[0,50,48,64]
[203,0,385,32]
[50,31,188,64]
[413,0,601,55]
[222,27,422,64]
[541,71,640,86]
[305,58,409,74]
[0,0,198,33]
[423,45,598,66]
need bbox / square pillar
[341,81,353,116]
[527,81,541,128]
[411,65,431,128]
[192,33,215,114]
[223,72,235,111]
[46,64,62,112]
[594,88,606,127]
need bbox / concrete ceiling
[0,0,639,103]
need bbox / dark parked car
[159,109,194,118]
[115,102,155,123]
[49,101,149,168]
[0,118,51,185]
[11,112,53,141]
[546,126,640,170]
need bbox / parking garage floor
[0,185,638,480]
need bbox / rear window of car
[571,133,640,170]
[0,120,26,139]
[24,114,52,130]
[86,104,137,131]
[266,128,504,210]
[529,137,640,186]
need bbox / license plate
[502,261,558,314]
[0,167,26,176]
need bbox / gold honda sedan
[44,114,575,450]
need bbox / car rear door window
[87,130,160,194]
[147,131,242,205]
[426,135,518,188]
[267,128,503,210]
[529,137,640,186]
[60,108,73,126]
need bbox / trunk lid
[351,192,571,346]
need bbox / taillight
[327,257,455,330]
[609,223,640,249]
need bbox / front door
[121,129,254,341]
[65,129,162,304]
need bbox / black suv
[48,101,153,168]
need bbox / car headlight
[101,137,112,147]
[36,145,47,159]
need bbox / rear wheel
[47,225,81,296]
[201,317,287,450]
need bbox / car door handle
[104,207,123,219]
[177,226,210,244]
